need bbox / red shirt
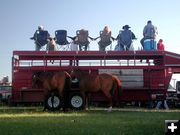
[157,42,164,50]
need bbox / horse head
[70,69,83,81]
[32,72,42,88]
[32,72,53,88]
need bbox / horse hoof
[107,106,112,112]
[107,110,112,112]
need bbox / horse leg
[63,90,69,112]
[43,96,47,111]
[85,92,90,110]
[63,75,72,112]
[43,90,49,111]
[81,91,88,110]
[103,91,113,112]
[58,90,65,111]
[51,92,55,111]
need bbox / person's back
[157,39,165,50]
[117,25,136,50]
[94,26,114,51]
[140,20,158,49]
[76,29,89,43]
[100,31,111,43]
[119,30,132,46]
[143,22,157,39]
[74,29,91,51]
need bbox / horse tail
[63,71,72,111]
[112,75,122,104]
[64,71,72,91]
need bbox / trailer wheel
[45,93,62,111]
[69,93,84,110]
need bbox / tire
[69,93,84,110]
[45,93,62,111]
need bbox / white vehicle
[167,83,180,108]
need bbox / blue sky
[1,0,180,81]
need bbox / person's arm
[30,30,38,40]
[154,26,158,35]
[88,36,94,40]
[114,34,119,40]
[93,36,100,40]
[67,36,76,41]
[111,36,116,41]
[143,26,147,37]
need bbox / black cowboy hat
[123,25,131,29]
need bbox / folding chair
[31,30,50,51]
[75,29,91,51]
[98,31,112,51]
[55,30,70,51]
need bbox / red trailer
[11,50,180,110]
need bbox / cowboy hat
[123,25,131,29]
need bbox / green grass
[0,107,179,135]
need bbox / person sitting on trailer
[140,20,158,49]
[30,25,50,51]
[157,39,165,51]
[94,26,115,51]
[153,39,165,65]
[115,25,136,51]
[69,29,94,51]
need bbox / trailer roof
[13,50,166,60]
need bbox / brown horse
[71,69,122,112]
[32,71,71,111]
